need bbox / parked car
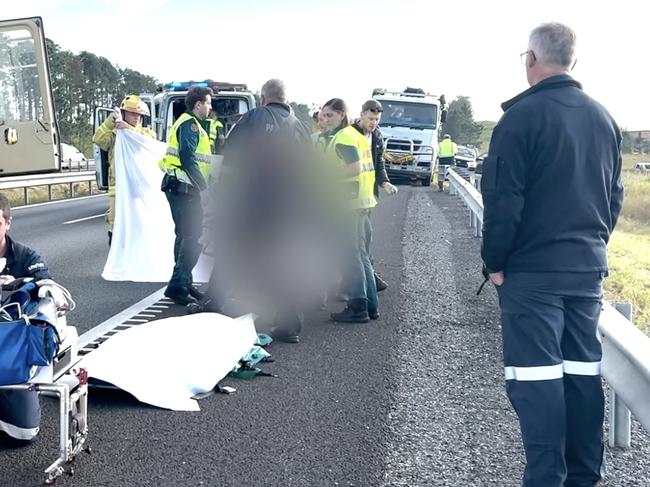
[60,143,88,170]
[455,145,477,170]
[634,162,650,172]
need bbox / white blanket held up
[102,130,175,282]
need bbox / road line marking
[63,213,105,225]
[78,288,165,348]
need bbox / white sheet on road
[78,313,258,411]
[102,129,208,282]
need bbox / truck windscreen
[379,101,437,129]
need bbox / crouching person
[0,193,51,444]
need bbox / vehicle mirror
[440,109,448,124]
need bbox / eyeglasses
[520,50,536,65]
[367,108,382,113]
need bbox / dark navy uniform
[482,75,624,487]
[161,112,210,303]
[0,236,50,442]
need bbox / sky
[3,0,650,129]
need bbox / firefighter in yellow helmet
[92,95,156,246]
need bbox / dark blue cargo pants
[497,272,605,487]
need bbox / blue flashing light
[163,80,210,91]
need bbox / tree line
[46,39,158,156]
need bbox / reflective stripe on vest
[159,113,212,184]
[327,125,377,210]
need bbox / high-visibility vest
[159,113,212,185]
[327,125,377,210]
[438,138,458,158]
[207,118,223,142]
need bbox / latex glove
[0,275,16,285]
[382,181,399,195]
[112,107,129,130]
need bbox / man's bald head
[261,79,286,106]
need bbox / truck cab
[372,88,446,186]
[0,17,61,177]
[93,80,255,190]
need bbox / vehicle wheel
[421,178,431,187]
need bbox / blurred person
[190,79,317,344]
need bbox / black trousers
[165,189,202,292]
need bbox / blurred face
[123,110,142,127]
[359,110,381,133]
[320,105,345,131]
[0,209,12,245]
[194,95,212,119]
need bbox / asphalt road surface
[1,189,648,487]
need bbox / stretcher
[0,359,90,485]
[0,279,90,485]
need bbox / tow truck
[372,87,447,186]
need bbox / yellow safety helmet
[120,95,150,116]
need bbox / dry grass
[3,182,99,207]
[604,154,650,333]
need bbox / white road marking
[62,213,105,225]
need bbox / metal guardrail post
[609,302,633,448]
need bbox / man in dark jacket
[0,193,50,444]
[190,79,316,344]
[352,100,398,292]
[481,23,624,487]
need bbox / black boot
[188,286,204,301]
[270,312,303,343]
[331,299,369,324]
[164,286,197,306]
[374,272,388,292]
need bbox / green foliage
[46,39,159,156]
[605,155,650,334]
[442,96,483,147]
[621,129,634,154]
[476,120,496,153]
[289,102,312,128]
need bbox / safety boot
[331,299,370,323]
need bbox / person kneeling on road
[0,193,51,444]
